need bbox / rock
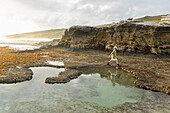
[119,20,128,23]
[58,22,170,55]
[45,69,82,84]
[0,68,33,83]
[111,98,170,113]
[151,47,158,54]
[127,18,133,20]
[160,14,170,25]
[37,39,60,48]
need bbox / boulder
[127,18,133,20]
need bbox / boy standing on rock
[107,46,120,67]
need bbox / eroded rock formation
[58,22,170,55]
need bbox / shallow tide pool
[0,67,168,113]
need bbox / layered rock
[58,22,170,55]
[160,14,170,25]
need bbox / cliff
[58,22,170,55]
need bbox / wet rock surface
[0,68,33,83]
[0,62,64,84]
[111,98,170,113]
[119,56,170,94]
[0,48,169,112]
[45,69,82,84]
[0,48,169,95]
[46,49,170,95]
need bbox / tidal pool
[0,67,168,113]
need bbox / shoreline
[0,46,169,112]
[0,47,169,95]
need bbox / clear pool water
[0,67,168,113]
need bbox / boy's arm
[108,48,113,55]
[109,50,113,58]
[109,49,114,55]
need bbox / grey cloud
[12,0,170,29]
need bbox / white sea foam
[0,36,58,43]
[0,36,42,50]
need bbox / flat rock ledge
[120,66,170,95]
[0,68,33,83]
[110,98,170,113]
[45,69,82,84]
[0,62,65,84]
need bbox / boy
[107,46,120,67]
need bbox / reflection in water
[79,67,135,87]
[108,69,117,86]
[0,67,168,113]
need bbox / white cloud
[0,0,170,35]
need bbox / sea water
[0,67,168,113]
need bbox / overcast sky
[0,0,170,35]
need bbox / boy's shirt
[109,49,116,59]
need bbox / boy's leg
[116,60,118,64]
[116,59,120,67]
[107,59,112,65]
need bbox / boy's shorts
[111,58,118,61]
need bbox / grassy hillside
[96,23,114,27]
[96,14,169,27]
[134,14,168,23]
[6,29,66,39]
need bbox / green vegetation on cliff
[6,29,66,39]
[134,14,168,23]
[96,23,114,27]
[96,14,169,27]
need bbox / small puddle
[47,61,64,66]
[40,55,49,57]
[0,67,168,113]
